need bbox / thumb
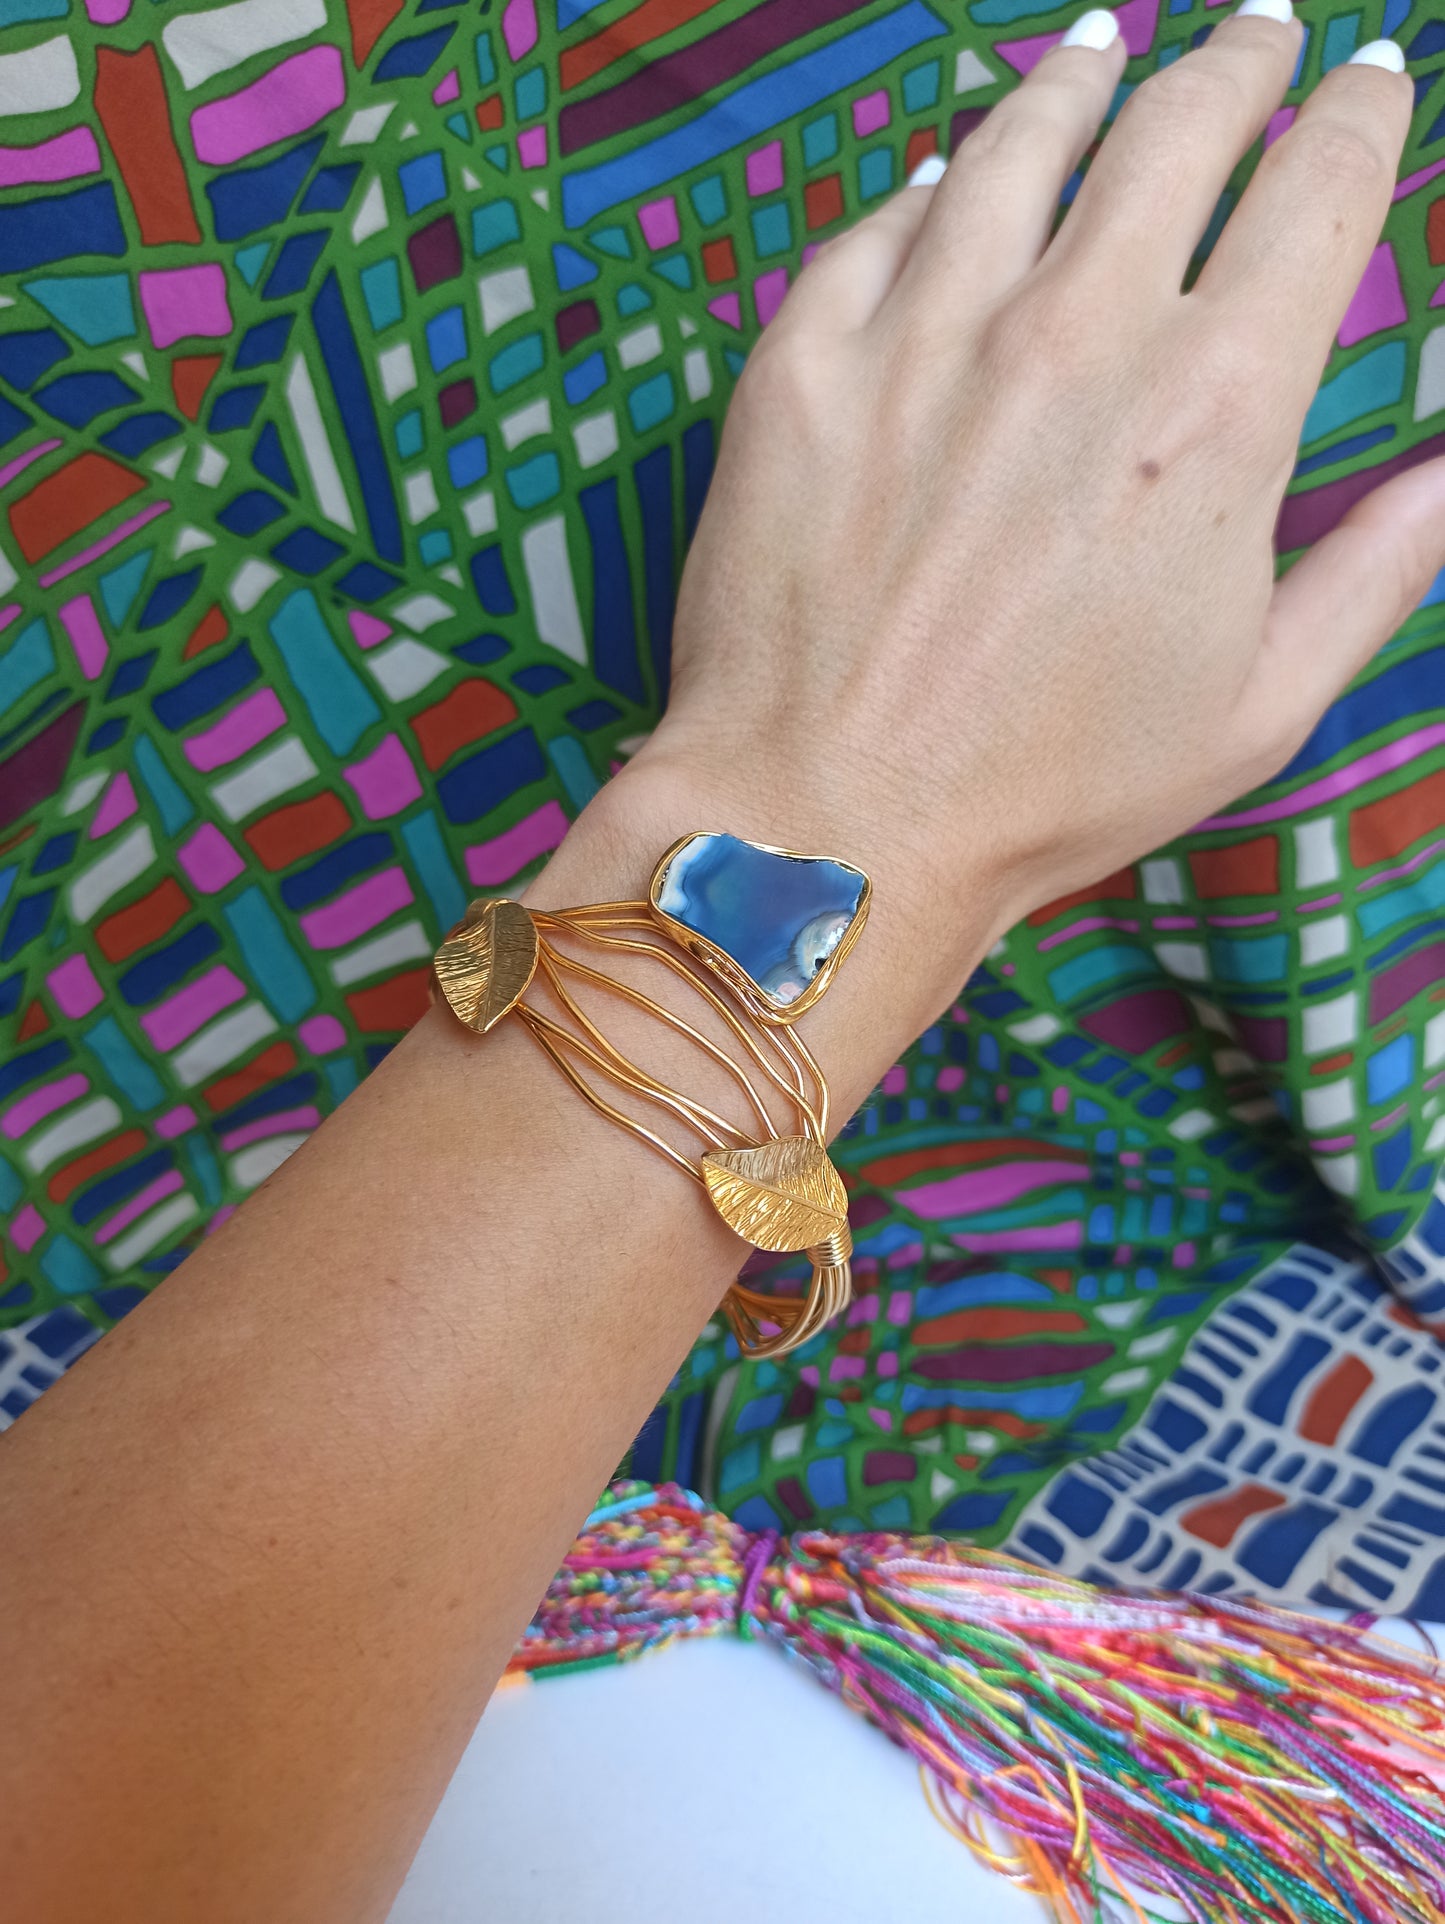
[1250,454,1445,739]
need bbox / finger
[1193,41,1412,398]
[1248,456,1445,746]
[779,159,944,333]
[1055,0,1303,293]
[893,10,1126,309]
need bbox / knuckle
[1289,116,1389,191]
[1126,59,1247,136]
[732,332,830,435]
[956,99,1044,177]
[1191,335,1273,434]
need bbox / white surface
[388,1618,1440,1924]
[388,1635,1044,1924]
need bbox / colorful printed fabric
[3,0,1445,1615]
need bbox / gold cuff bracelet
[429,831,869,1360]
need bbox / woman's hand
[607,3,1444,1035]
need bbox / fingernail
[1060,8,1120,49]
[1349,38,1406,71]
[1236,0,1293,21]
[907,154,947,188]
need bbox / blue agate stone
[652,832,868,1011]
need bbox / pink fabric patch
[300,1013,347,1055]
[746,140,783,196]
[852,89,890,138]
[348,611,392,649]
[465,799,569,886]
[502,0,537,59]
[59,594,107,681]
[183,687,285,772]
[706,293,742,329]
[190,45,344,167]
[517,125,547,169]
[3,1073,89,1141]
[753,268,788,327]
[432,69,460,105]
[10,1204,45,1254]
[299,867,413,950]
[220,1105,321,1152]
[638,196,680,249]
[881,1065,907,1096]
[84,0,130,20]
[179,822,245,894]
[1434,282,1445,310]
[0,127,101,189]
[95,1171,184,1246]
[1395,157,1445,205]
[1339,243,1408,346]
[88,771,136,840]
[156,1105,198,1139]
[1264,106,1296,148]
[998,0,1156,71]
[141,964,246,1050]
[139,264,233,350]
[936,1065,964,1093]
[344,733,423,820]
[48,954,103,1019]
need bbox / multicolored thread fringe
[512,1481,1445,1924]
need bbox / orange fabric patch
[172,355,224,423]
[702,237,737,284]
[345,0,404,66]
[1180,1485,1286,1551]
[804,174,844,231]
[48,1128,148,1205]
[1188,835,1280,898]
[410,679,518,771]
[184,606,230,659]
[94,44,202,246]
[244,792,352,871]
[476,94,504,131]
[914,1307,1089,1348]
[205,1040,298,1115]
[10,453,145,565]
[904,128,939,176]
[561,0,723,90]
[1350,766,1445,869]
[346,968,431,1034]
[1298,1354,1374,1447]
[1429,195,1445,268]
[1029,868,1137,926]
[17,1000,48,1041]
[96,878,190,963]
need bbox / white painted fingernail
[1236,0,1293,22]
[1060,8,1119,49]
[907,154,948,188]
[1349,38,1406,71]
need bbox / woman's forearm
[0,760,986,1924]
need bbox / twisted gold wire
[532,910,822,1126]
[512,905,851,1356]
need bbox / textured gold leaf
[432,898,538,1034]
[702,1137,847,1252]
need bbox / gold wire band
[428,863,862,1360]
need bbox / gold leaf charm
[701,1137,847,1252]
[432,898,538,1035]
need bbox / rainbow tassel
[510,1481,1445,1924]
